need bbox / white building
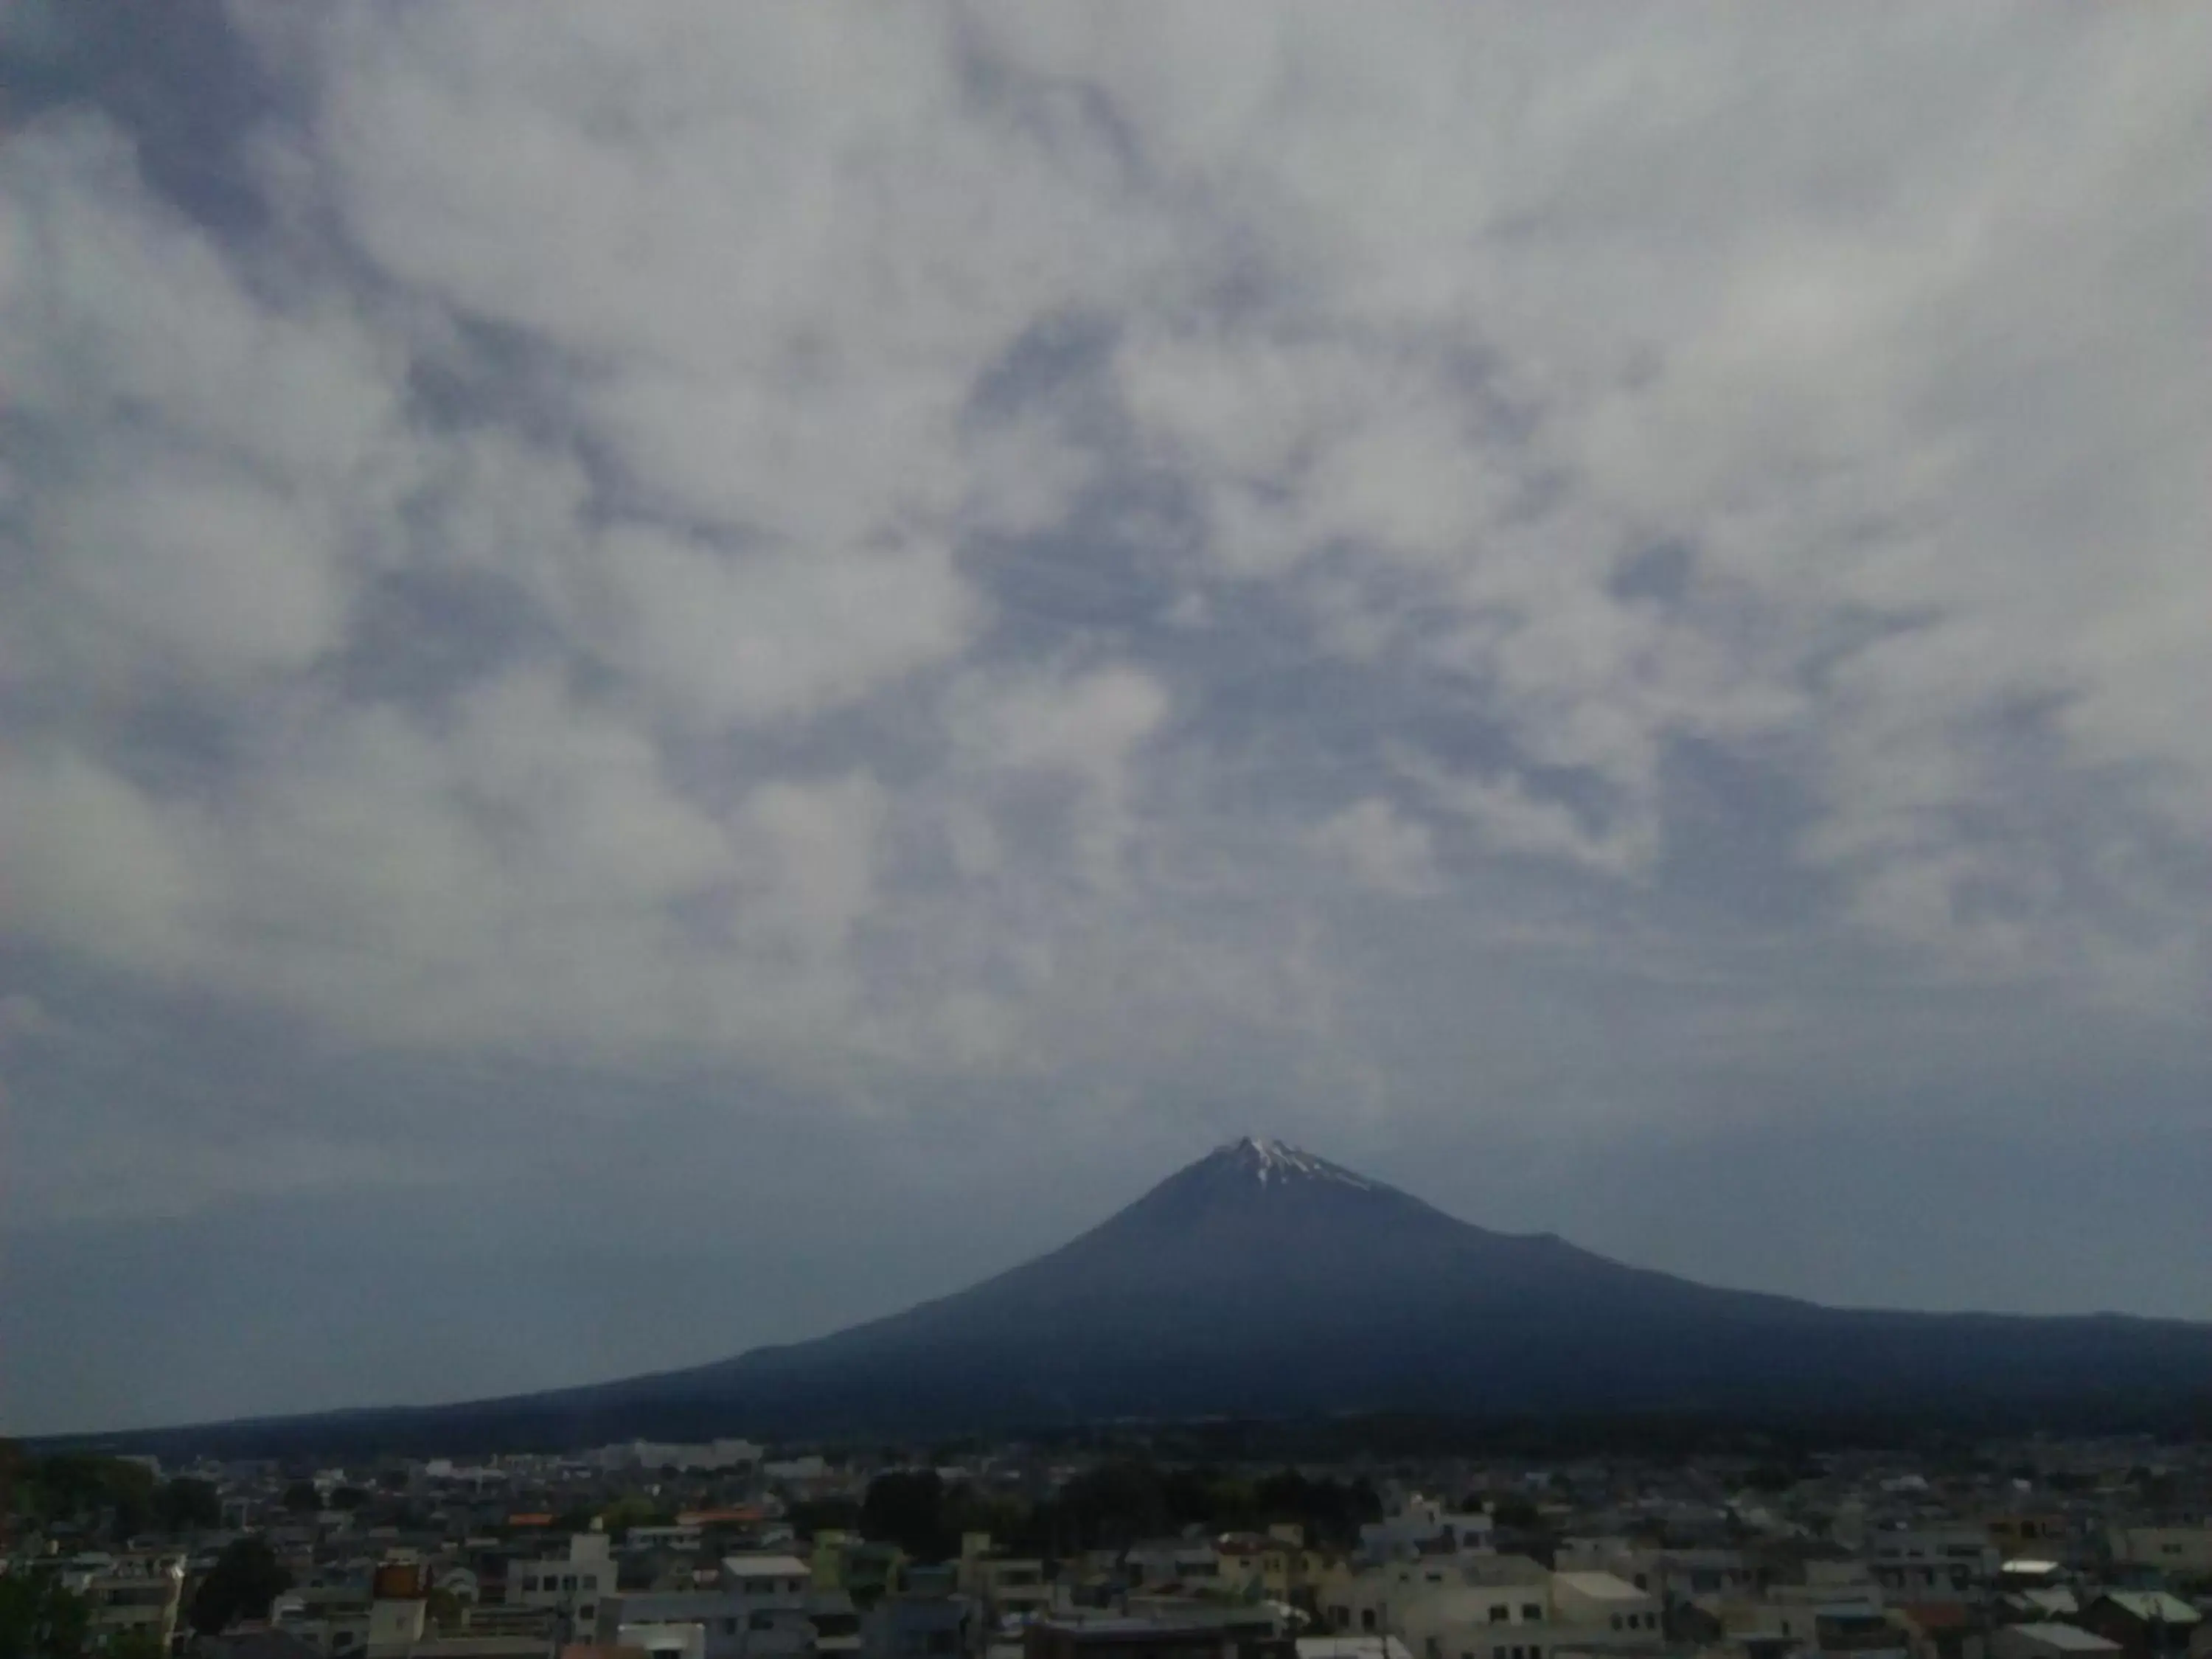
[73,1558,187,1653]
[605,1555,821,1659]
[1548,1574,1660,1638]
[508,1532,614,1646]
[720,1556,813,1606]
[1326,1560,1661,1659]
[1361,1498,1498,1562]
[1124,1540,1222,1590]
[1868,1531,2000,1596]
[620,1620,712,1659]
[2110,1526,2212,1579]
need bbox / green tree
[941,1489,1029,1554]
[1035,1460,1169,1552]
[104,1464,156,1544]
[280,1481,321,1515]
[155,1478,222,1533]
[599,1495,669,1540]
[0,1573,90,1659]
[1487,1497,1541,1531]
[189,1536,293,1636]
[329,1487,371,1513]
[785,1498,861,1541]
[0,1441,27,1538]
[860,1472,947,1560]
[425,1590,464,1635]
[102,1629,168,1659]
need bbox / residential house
[1394,1585,1555,1659]
[860,1594,975,1659]
[1319,1557,1552,1644]
[459,1608,562,1644]
[2109,1531,2212,1585]
[1123,1541,1222,1594]
[810,1592,862,1659]
[271,1584,375,1654]
[1890,1600,1986,1659]
[1708,1600,1823,1650]
[2076,1594,2202,1659]
[1551,1543,1750,1616]
[1024,1607,1293,1659]
[1547,1573,1662,1641]
[1870,1536,2000,1600]
[367,1597,431,1658]
[1360,1502,1496,1565]
[1989,1629,2121,1659]
[2001,1591,2079,1625]
[1216,1531,1316,1606]
[630,1534,707,1558]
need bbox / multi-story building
[1868,1532,2000,1597]
[607,1555,818,1659]
[76,1557,187,1654]
[957,1535,1051,1623]
[508,1535,615,1649]
[2109,1528,2212,1583]
[1216,1530,1318,1606]
[1360,1500,1495,1564]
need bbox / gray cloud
[2,1,2208,1434]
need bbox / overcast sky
[3,2,2209,1439]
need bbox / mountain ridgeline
[62,1138,2212,1456]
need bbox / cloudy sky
[3,1,2209,1437]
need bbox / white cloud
[1393,746,1654,879]
[0,114,411,696]
[589,526,978,727]
[950,664,1170,886]
[0,753,200,973]
[1,0,2208,1213]
[739,773,888,963]
[1309,798,1440,897]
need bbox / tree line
[787,1461,1385,1564]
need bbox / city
[4,10,2205,1659]
[6,1429,2210,1659]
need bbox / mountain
[58,1137,2212,1455]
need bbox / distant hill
[52,1138,2212,1457]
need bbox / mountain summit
[80,1140,2212,1456]
[1207,1135,1378,1188]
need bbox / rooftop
[2008,1627,2121,1653]
[2097,1593,2199,1625]
[1552,1572,1649,1601]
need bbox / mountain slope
[59,1138,2212,1455]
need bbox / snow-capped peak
[1215,1135,1377,1191]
